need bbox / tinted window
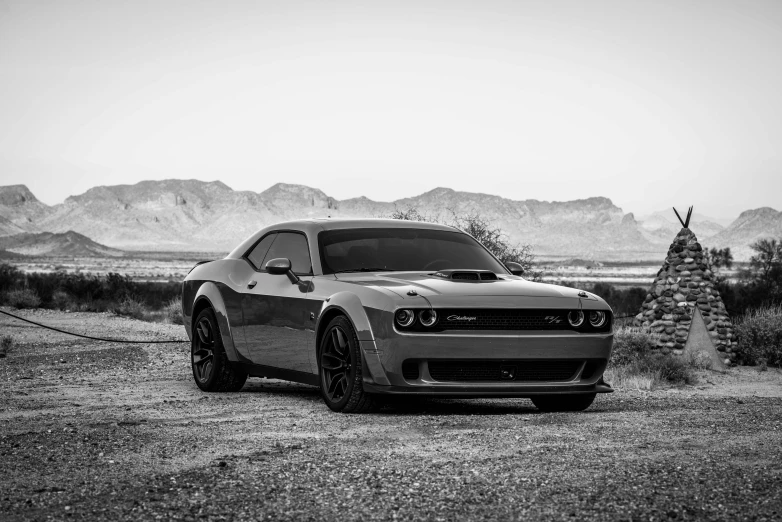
[246,233,276,270]
[261,232,312,274]
[318,228,507,274]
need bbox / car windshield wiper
[331,268,398,274]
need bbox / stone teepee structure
[633,207,736,366]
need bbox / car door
[238,231,315,374]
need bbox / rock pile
[633,227,736,363]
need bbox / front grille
[437,309,608,332]
[428,360,581,382]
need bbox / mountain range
[0,180,779,261]
[0,230,124,257]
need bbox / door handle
[247,280,257,289]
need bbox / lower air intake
[428,360,581,382]
[402,361,420,380]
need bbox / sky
[0,0,780,221]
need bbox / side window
[246,233,276,270]
[261,232,312,275]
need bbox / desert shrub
[112,295,147,320]
[0,335,12,357]
[609,327,660,367]
[0,263,22,293]
[50,290,74,310]
[164,297,184,325]
[631,353,697,386]
[4,288,41,309]
[607,326,700,387]
[733,305,782,367]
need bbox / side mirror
[265,258,291,274]
[265,258,300,284]
[505,262,524,276]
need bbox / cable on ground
[0,309,189,344]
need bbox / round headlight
[589,310,606,328]
[568,310,585,328]
[395,309,415,327]
[418,309,438,327]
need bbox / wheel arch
[314,291,375,347]
[313,292,392,387]
[191,282,241,362]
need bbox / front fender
[193,282,241,362]
[316,291,378,341]
[314,291,392,387]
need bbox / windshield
[318,228,508,274]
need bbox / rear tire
[531,393,596,412]
[191,307,247,392]
[318,316,379,413]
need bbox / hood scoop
[429,269,499,282]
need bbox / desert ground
[1,308,781,521]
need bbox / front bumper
[360,330,614,397]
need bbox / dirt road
[2,308,781,521]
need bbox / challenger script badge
[447,315,477,321]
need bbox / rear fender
[193,282,240,362]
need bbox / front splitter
[362,381,614,397]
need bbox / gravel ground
[1,307,782,521]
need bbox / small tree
[389,206,436,223]
[707,247,733,270]
[749,238,782,288]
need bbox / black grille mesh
[436,309,571,331]
[427,360,581,382]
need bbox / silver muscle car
[182,219,614,413]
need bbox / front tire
[531,393,596,412]
[318,316,378,413]
[191,307,247,392]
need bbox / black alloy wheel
[318,315,378,413]
[191,307,247,392]
[320,325,352,403]
[193,315,216,383]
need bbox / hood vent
[431,270,499,281]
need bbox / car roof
[306,218,457,232]
[226,218,461,260]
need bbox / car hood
[333,272,604,308]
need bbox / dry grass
[163,297,184,325]
[604,366,655,391]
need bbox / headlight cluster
[589,310,607,328]
[395,309,438,328]
[569,310,608,329]
[395,309,415,327]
